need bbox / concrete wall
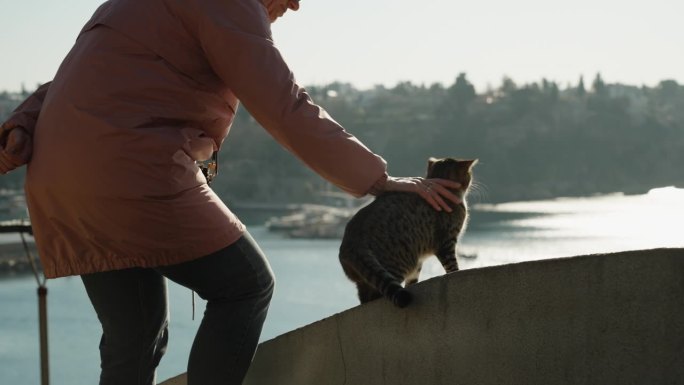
[161,248,684,385]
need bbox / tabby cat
[339,157,477,308]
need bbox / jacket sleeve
[191,0,387,197]
[1,82,51,138]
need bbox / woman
[0,0,460,384]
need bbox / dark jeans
[81,232,275,385]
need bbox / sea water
[1,187,682,384]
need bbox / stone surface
[160,248,684,385]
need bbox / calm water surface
[1,187,682,384]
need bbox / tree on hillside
[577,75,586,97]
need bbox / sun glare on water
[476,186,683,247]
[418,186,684,276]
[534,187,678,245]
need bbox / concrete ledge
[161,248,684,385]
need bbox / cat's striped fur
[339,157,476,308]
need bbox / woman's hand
[383,176,461,212]
[0,126,33,174]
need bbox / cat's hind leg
[357,282,382,303]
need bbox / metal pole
[38,285,49,385]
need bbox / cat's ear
[462,159,478,170]
[427,157,438,175]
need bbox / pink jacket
[6,0,386,278]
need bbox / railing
[0,220,49,385]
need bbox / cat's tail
[343,249,413,308]
[387,284,412,308]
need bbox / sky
[0,0,682,93]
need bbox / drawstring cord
[192,150,218,321]
[192,290,196,321]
